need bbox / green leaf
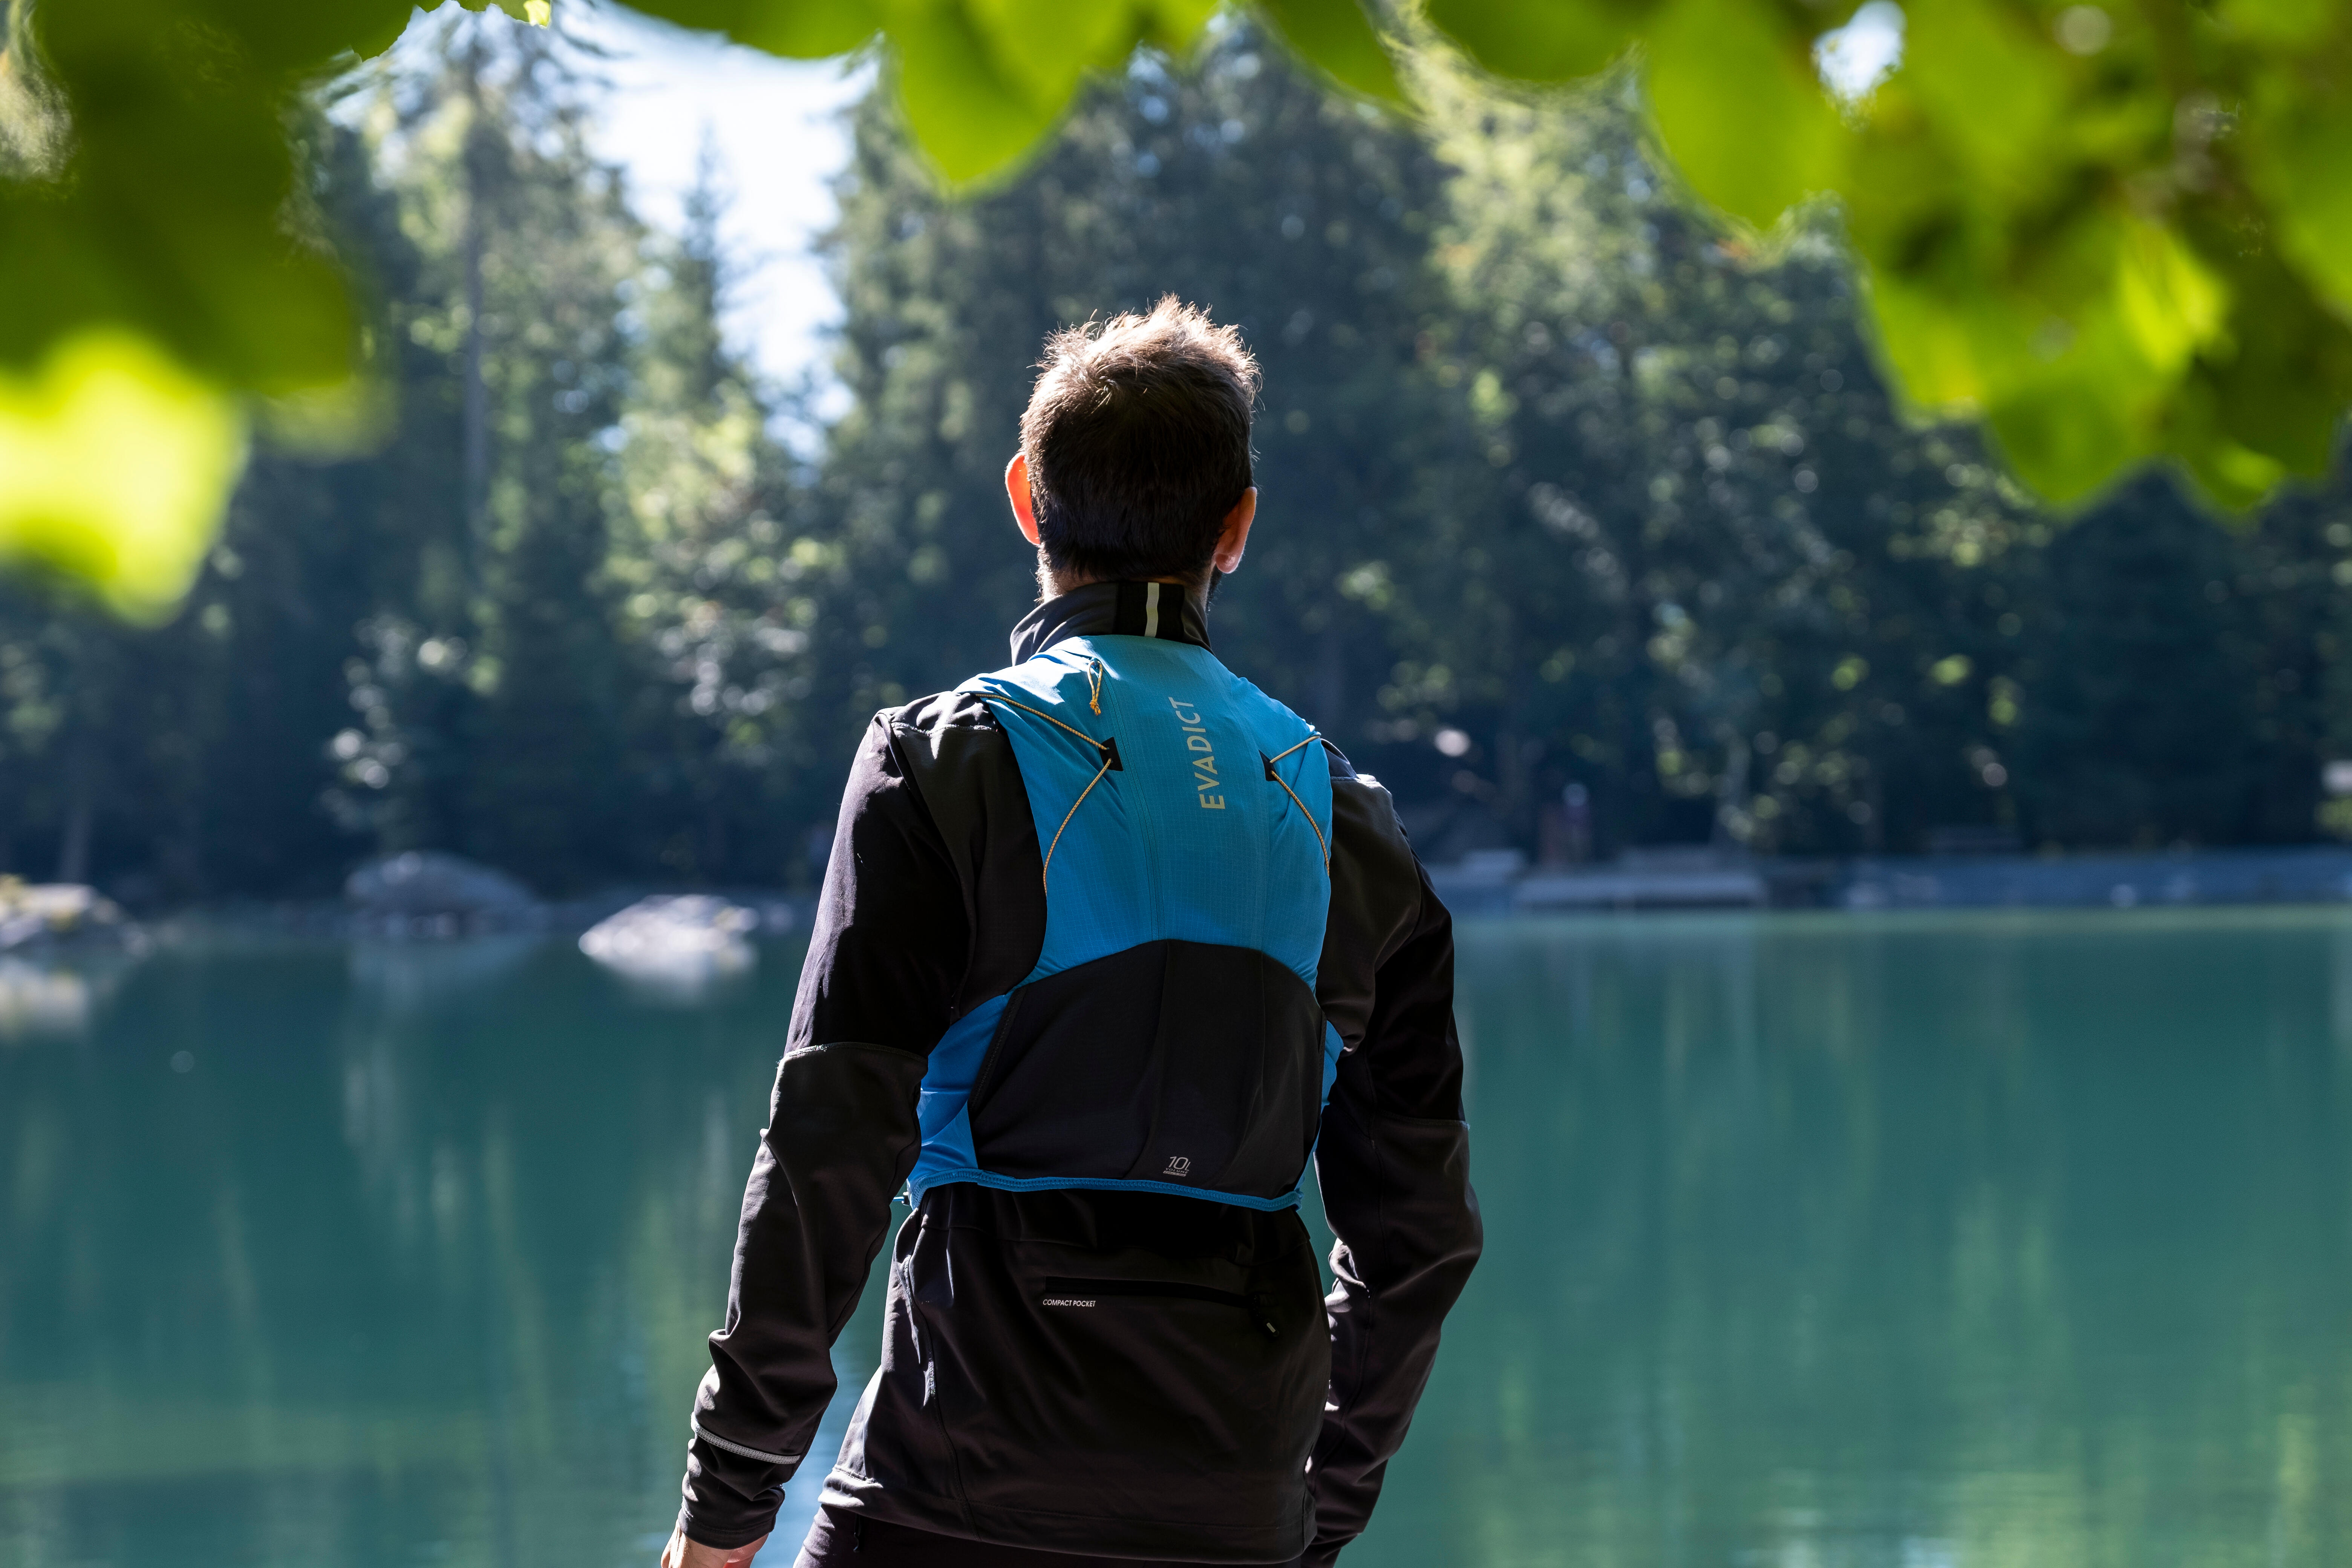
[744,0,882,56]
[2125,228,2225,370]
[643,0,882,57]
[1873,212,2234,505]
[1423,0,1650,83]
[1893,0,2071,199]
[2218,0,2339,46]
[2243,89,2352,322]
[1863,274,2006,414]
[1253,0,1401,104]
[348,5,421,59]
[179,0,423,74]
[966,0,1141,109]
[1138,0,1220,53]
[1644,0,1846,231]
[2168,224,2352,492]
[1,10,357,390]
[2164,363,2292,512]
[884,0,1067,184]
[1980,365,2143,506]
[0,331,248,622]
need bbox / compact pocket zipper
[1039,1276,1281,1338]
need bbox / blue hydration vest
[906,628,1341,1211]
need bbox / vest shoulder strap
[960,635,1331,987]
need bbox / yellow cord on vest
[986,691,1120,891]
[1086,658,1104,715]
[1265,734,1331,870]
[989,695,1100,748]
[990,695,1326,886]
[1043,751,1117,891]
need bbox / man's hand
[658,1525,768,1568]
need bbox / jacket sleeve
[1304,757,1483,1565]
[676,711,971,1549]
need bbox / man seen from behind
[659,297,1482,1568]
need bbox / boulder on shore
[0,880,147,954]
[345,851,536,917]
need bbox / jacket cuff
[678,1436,789,1549]
[676,1502,777,1554]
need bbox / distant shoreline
[24,845,2352,948]
[1430,843,2352,917]
[119,888,822,948]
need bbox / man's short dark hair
[1020,297,1260,585]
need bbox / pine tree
[322,19,646,893]
[1422,69,2042,856]
[608,146,815,882]
[2013,473,2268,848]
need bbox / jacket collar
[1009,580,1213,663]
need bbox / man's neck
[1008,577,1216,662]
[1039,568,1206,611]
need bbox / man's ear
[1212,487,1257,576]
[1005,452,1042,547]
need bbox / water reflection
[347,931,547,1011]
[0,957,99,1038]
[3,912,2349,1566]
[0,938,833,1568]
[1381,910,2352,1567]
[0,951,144,1040]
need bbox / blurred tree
[2005,463,2352,849]
[2011,473,2268,846]
[1408,68,2040,857]
[320,18,642,893]
[607,149,822,882]
[2221,462,2346,844]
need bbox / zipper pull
[1251,1291,1280,1338]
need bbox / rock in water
[0,880,147,1039]
[579,895,758,995]
[0,879,146,954]
[345,852,536,917]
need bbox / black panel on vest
[968,941,1326,1200]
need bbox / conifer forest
[7,16,2352,903]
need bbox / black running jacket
[675,584,1482,1563]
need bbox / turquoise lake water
[5,909,2350,1566]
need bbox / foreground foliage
[5,0,2352,615]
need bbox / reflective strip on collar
[691,1419,801,1466]
[1143,580,1161,638]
